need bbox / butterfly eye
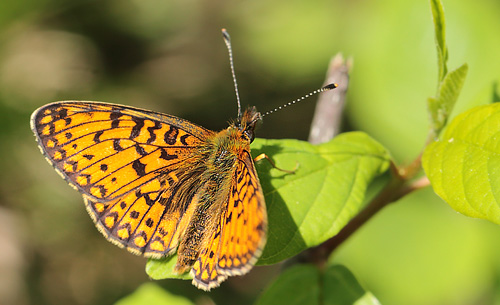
[244,130,255,142]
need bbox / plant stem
[309,172,431,267]
[308,54,351,144]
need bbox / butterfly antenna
[262,83,338,117]
[221,29,242,119]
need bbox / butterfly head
[236,106,262,143]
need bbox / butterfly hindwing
[191,149,267,289]
[190,211,228,290]
[217,150,267,275]
[84,176,199,257]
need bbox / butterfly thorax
[193,107,261,179]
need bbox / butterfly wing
[31,101,213,256]
[191,149,267,290]
[83,175,201,257]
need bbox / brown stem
[399,132,435,179]
[308,54,351,144]
[399,176,431,198]
[309,174,430,267]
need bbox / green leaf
[255,264,320,305]
[145,132,390,279]
[423,103,500,224]
[427,63,468,135]
[323,265,381,305]
[114,283,194,305]
[146,254,193,280]
[252,132,390,264]
[256,264,380,305]
[430,0,448,82]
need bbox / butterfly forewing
[31,102,213,201]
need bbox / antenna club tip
[221,28,230,41]
[322,83,338,90]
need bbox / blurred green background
[1,0,500,304]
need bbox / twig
[304,53,350,268]
[308,54,351,144]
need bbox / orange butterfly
[30,29,337,290]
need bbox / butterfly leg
[253,153,298,174]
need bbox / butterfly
[30,29,337,290]
[31,99,267,290]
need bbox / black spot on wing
[96,185,108,197]
[180,134,189,145]
[111,120,120,129]
[146,121,162,144]
[93,131,103,143]
[160,149,178,161]
[130,210,140,219]
[143,193,155,206]
[113,139,124,152]
[130,117,145,139]
[164,126,179,145]
[132,160,147,176]
[158,227,168,236]
[237,172,244,183]
[135,145,147,156]
[48,124,55,135]
[110,111,124,120]
[57,108,68,120]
